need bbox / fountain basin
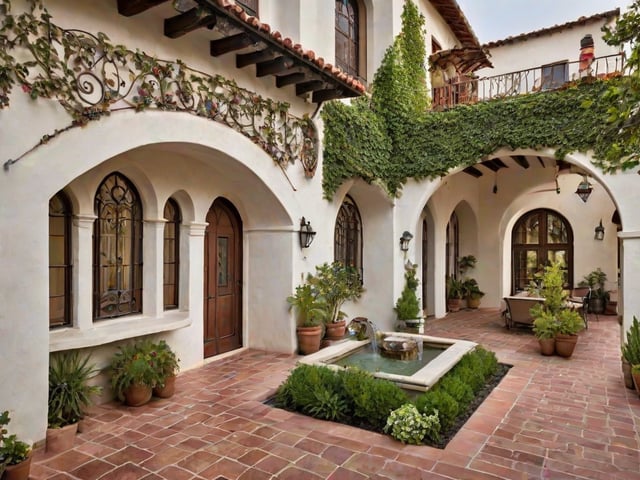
[299,332,477,392]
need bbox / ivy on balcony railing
[0,1,317,176]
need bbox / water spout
[348,317,380,353]
[417,340,423,361]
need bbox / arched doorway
[512,208,573,293]
[204,198,243,357]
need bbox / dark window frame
[335,0,362,80]
[334,195,363,282]
[512,208,573,293]
[93,172,143,320]
[49,190,72,329]
[163,198,181,310]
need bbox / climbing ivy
[322,0,633,199]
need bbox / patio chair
[503,296,544,330]
[569,287,591,329]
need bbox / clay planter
[153,375,176,398]
[124,383,153,407]
[296,325,323,355]
[46,422,78,453]
[466,297,481,309]
[324,320,347,340]
[622,358,634,389]
[447,298,463,313]
[3,454,32,480]
[632,370,640,398]
[538,338,555,356]
[555,334,578,358]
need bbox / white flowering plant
[384,403,440,445]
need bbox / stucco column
[73,214,96,329]
[143,219,166,317]
[618,231,640,339]
[188,221,207,326]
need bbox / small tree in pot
[287,284,328,354]
[307,262,364,340]
[395,263,423,331]
[621,316,640,389]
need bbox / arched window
[512,209,573,293]
[335,0,365,80]
[334,195,363,281]
[49,191,72,328]
[446,212,459,280]
[163,198,181,310]
[93,173,143,320]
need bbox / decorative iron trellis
[0,1,318,177]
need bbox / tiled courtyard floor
[31,310,640,479]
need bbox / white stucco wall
[477,17,621,79]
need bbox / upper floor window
[93,173,143,320]
[163,198,181,310]
[49,191,72,328]
[237,0,258,17]
[334,195,363,281]
[335,0,365,80]
[541,61,568,90]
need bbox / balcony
[431,53,625,110]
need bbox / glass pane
[49,267,65,295]
[49,216,66,236]
[49,237,65,265]
[547,214,568,243]
[164,238,175,262]
[218,237,229,286]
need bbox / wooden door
[204,199,242,357]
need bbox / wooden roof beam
[276,73,307,88]
[236,49,278,68]
[210,32,258,57]
[463,166,483,178]
[512,155,530,169]
[312,88,345,103]
[118,0,169,17]
[296,80,325,96]
[164,7,216,39]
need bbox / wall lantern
[400,231,413,252]
[594,219,605,241]
[575,175,593,203]
[299,217,316,248]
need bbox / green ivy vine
[321,0,631,199]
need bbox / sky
[456,0,634,44]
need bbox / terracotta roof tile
[484,9,620,49]
[213,0,366,94]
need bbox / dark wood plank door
[204,199,242,358]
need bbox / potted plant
[631,364,640,398]
[621,316,640,389]
[531,261,584,357]
[462,278,485,309]
[532,311,558,356]
[287,283,328,354]
[47,351,102,452]
[307,262,364,340]
[0,411,32,480]
[152,341,180,398]
[394,263,423,331]
[579,268,609,314]
[446,275,465,312]
[110,340,161,406]
[554,308,585,358]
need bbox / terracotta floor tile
[29,312,640,479]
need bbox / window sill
[49,311,192,352]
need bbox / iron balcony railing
[431,53,625,110]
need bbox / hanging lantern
[575,175,593,203]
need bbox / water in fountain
[417,339,423,361]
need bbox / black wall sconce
[299,217,316,248]
[594,219,605,241]
[400,231,413,252]
[575,175,593,203]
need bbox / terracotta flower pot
[124,383,153,407]
[538,338,555,356]
[632,370,640,398]
[46,422,78,453]
[3,454,32,480]
[153,375,176,398]
[555,334,578,358]
[621,358,634,389]
[447,298,462,313]
[297,325,323,355]
[325,320,347,340]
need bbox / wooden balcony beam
[463,166,483,178]
[512,155,530,169]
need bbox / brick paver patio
[30,309,640,479]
